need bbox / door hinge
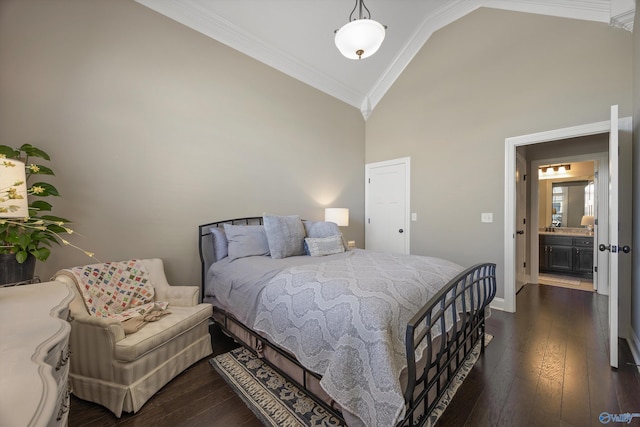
[523,262,526,268]
[594,266,598,272]
[368,178,370,184]
[368,218,370,224]
[524,174,526,181]
[523,218,526,225]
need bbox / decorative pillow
[209,227,228,262]
[303,220,341,238]
[223,224,270,261]
[303,220,349,253]
[305,235,346,257]
[263,214,306,259]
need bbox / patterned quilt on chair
[252,250,464,427]
[57,259,168,322]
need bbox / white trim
[490,297,506,312]
[135,0,627,120]
[610,0,635,31]
[504,120,611,313]
[135,0,366,110]
[630,327,640,373]
[366,0,483,115]
[485,0,610,23]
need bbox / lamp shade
[0,159,28,218]
[335,19,385,60]
[325,208,349,227]
[581,215,595,227]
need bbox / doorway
[504,109,633,369]
[364,157,411,254]
[530,156,603,294]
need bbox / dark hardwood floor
[69,284,640,427]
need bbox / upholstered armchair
[53,258,212,417]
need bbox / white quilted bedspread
[253,249,463,427]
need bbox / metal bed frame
[199,217,496,426]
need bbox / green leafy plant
[0,144,95,263]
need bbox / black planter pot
[0,253,36,285]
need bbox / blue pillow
[263,214,306,259]
[209,227,228,262]
[303,220,340,238]
[223,224,270,261]
[303,220,348,253]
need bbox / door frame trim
[365,157,411,254]
[504,120,611,313]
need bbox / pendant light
[334,0,386,60]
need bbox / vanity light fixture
[539,163,571,174]
[334,0,386,60]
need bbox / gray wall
[366,8,633,300]
[0,1,638,345]
[0,0,365,284]
[632,6,640,356]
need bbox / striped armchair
[53,258,212,417]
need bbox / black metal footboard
[401,263,497,427]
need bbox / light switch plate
[481,213,493,223]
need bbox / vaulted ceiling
[136,0,634,119]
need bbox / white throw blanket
[56,259,169,332]
[252,250,463,427]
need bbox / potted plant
[0,144,94,284]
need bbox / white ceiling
[135,0,634,119]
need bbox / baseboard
[490,297,505,311]
[629,326,640,373]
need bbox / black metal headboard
[198,217,264,301]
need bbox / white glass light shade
[325,208,349,227]
[335,19,385,60]
[0,159,28,218]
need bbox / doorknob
[398,229,404,233]
[516,230,524,235]
[600,244,632,253]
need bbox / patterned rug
[210,334,492,427]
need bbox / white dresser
[0,281,74,427]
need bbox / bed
[199,215,496,427]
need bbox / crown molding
[365,0,614,117]
[136,0,630,121]
[366,0,483,118]
[135,0,366,109]
[610,0,635,31]
[483,0,610,23]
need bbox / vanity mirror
[539,179,595,228]
[550,181,588,227]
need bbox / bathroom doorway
[535,159,597,293]
[524,140,610,297]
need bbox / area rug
[539,274,581,286]
[210,334,492,427]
